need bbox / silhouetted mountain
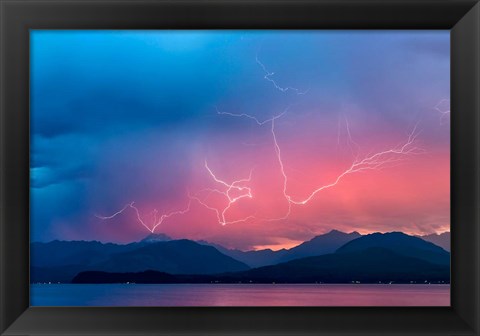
[418,232,450,252]
[198,230,361,267]
[72,248,450,284]
[229,248,289,268]
[140,233,172,243]
[32,234,172,270]
[226,247,450,283]
[279,230,362,263]
[336,232,450,265]
[197,241,289,268]
[90,240,250,274]
[31,240,141,283]
[31,240,139,268]
[31,239,249,283]
[31,231,450,284]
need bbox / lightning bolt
[434,99,450,124]
[342,114,361,156]
[96,52,427,234]
[189,160,256,226]
[336,113,362,161]
[95,200,191,233]
[215,106,286,126]
[218,107,424,220]
[214,106,291,221]
[276,121,424,206]
[252,53,423,210]
[256,55,309,95]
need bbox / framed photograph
[1,0,479,335]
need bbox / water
[30,284,449,306]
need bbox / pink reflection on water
[31,284,450,307]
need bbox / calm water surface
[31,284,449,306]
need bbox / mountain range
[32,230,450,284]
[210,246,448,284]
[337,232,449,265]
[31,238,249,283]
[417,232,450,251]
[198,230,362,267]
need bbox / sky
[30,30,450,250]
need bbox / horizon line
[31,229,451,252]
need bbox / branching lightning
[336,114,361,159]
[256,55,309,95]
[434,99,450,124]
[189,160,256,226]
[217,107,424,221]
[95,53,427,234]
[252,54,422,211]
[275,121,424,206]
[215,106,286,126]
[95,200,191,233]
[343,115,361,156]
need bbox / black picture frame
[1,0,479,335]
